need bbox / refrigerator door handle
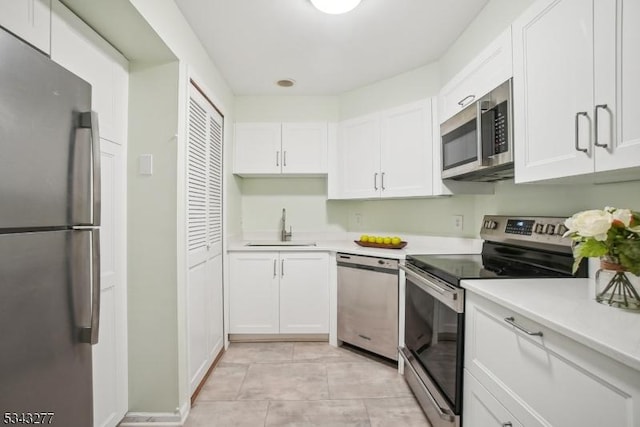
[79,111,101,226]
[79,228,101,345]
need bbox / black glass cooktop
[406,242,586,286]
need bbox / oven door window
[442,118,477,171]
[404,276,463,413]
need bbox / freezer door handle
[80,229,101,345]
[80,111,101,226]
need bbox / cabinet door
[466,292,640,427]
[93,140,127,427]
[279,253,329,334]
[234,123,282,175]
[229,253,279,334]
[336,114,381,199]
[463,370,523,427]
[594,0,640,172]
[50,1,128,146]
[0,0,50,54]
[380,99,434,198]
[281,122,328,174]
[513,0,595,183]
[439,28,512,124]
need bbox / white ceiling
[174,0,489,96]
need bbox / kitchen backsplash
[240,178,640,238]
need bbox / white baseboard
[118,403,189,427]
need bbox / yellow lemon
[368,236,377,243]
[383,237,391,244]
[375,237,384,244]
[360,235,369,242]
[391,237,401,245]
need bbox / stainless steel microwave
[440,79,514,181]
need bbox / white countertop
[462,278,640,372]
[227,234,483,259]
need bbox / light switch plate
[138,154,153,176]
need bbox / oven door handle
[399,264,464,313]
[399,348,456,422]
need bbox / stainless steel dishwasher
[337,253,399,361]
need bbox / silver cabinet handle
[458,94,476,107]
[281,259,284,277]
[594,104,609,148]
[283,150,287,167]
[504,317,543,337]
[574,112,588,153]
[374,172,378,190]
[276,151,280,167]
[273,259,277,278]
[502,423,513,427]
[79,111,101,225]
[381,172,385,190]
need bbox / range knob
[486,220,498,230]
[534,224,545,234]
[545,224,556,235]
[556,224,568,236]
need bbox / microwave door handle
[476,101,485,166]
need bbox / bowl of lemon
[354,234,407,249]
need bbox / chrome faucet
[281,208,292,241]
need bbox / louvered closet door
[187,82,224,394]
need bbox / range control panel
[480,215,572,249]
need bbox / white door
[337,114,381,199]
[279,253,329,334]
[281,122,328,174]
[463,370,524,427]
[513,0,595,183]
[0,0,50,54]
[186,83,225,393]
[234,123,282,174]
[229,253,279,334]
[380,99,434,198]
[594,0,640,172]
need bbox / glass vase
[595,260,640,311]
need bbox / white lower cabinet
[465,291,640,427]
[229,252,329,335]
[463,370,522,427]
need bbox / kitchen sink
[245,241,317,247]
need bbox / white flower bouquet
[564,207,640,275]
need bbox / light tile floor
[185,342,431,426]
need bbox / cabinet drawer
[465,292,640,427]
[463,369,522,427]
[439,27,512,124]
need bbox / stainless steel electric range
[398,215,588,427]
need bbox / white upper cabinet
[234,122,328,176]
[439,27,512,124]
[380,101,434,198]
[334,113,381,199]
[0,0,51,54]
[593,0,640,173]
[50,1,128,146]
[331,99,435,199]
[514,0,640,183]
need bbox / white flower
[564,209,612,241]
[611,208,633,227]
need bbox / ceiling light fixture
[277,79,296,88]
[310,0,362,15]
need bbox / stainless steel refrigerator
[0,27,100,426]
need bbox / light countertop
[227,234,483,259]
[462,278,640,372]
